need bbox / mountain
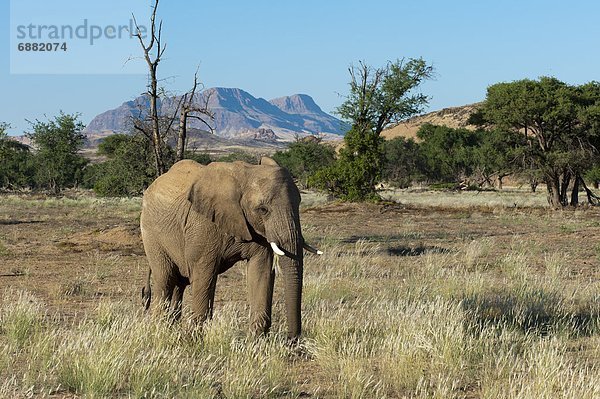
[84,88,346,141]
[85,95,152,136]
[269,94,345,134]
[382,103,482,141]
[269,94,322,114]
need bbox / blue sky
[2,0,600,135]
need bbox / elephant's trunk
[279,241,303,339]
[269,211,303,338]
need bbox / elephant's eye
[257,206,269,216]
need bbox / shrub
[0,133,34,190]
[26,112,88,193]
[216,151,258,164]
[85,134,163,196]
[382,137,425,188]
[310,155,381,202]
[272,138,335,187]
[184,150,212,165]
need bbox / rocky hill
[382,103,482,141]
[84,88,347,141]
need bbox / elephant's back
[144,160,203,201]
[141,160,203,232]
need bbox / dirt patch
[62,225,143,253]
[96,225,141,247]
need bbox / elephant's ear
[259,156,279,167]
[187,169,252,241]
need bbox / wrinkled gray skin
[140,157,304,338]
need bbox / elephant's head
[187,156,309,338]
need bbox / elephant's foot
[249,312,272,337]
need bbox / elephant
[140,157,321,338]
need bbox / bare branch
[133,124,151,139]
[175,68,214,160]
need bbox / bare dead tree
[132,0,166,176]
[176,69,214,162]
[130,0,213,172]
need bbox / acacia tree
[473,129,525,189]
[0,122,9,136]
[313,58,434,200]
[481,77,600,207]
[416,124,482,184]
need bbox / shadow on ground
[386,245,451,257]
[0,219,45,225]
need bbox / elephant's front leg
[189,264,218,325]
[246,247,275,336]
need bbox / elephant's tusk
[303,242,323,255]
[270,242,285,256]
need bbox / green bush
[0,129,34,189]
[85,134,162,197]
[184,151,212,165]
[26,113,88,193]
[310,156,381,202]
[310,127,383,201]
[272,138,335,187]
[382,137,425,188]
[216,151,258,164]
[417,123,482,183]
[90,168,132,197]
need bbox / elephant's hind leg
[142,268,152,311]
[170,281,187,321]
[144,245,180,318]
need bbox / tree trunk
[546,175,562,208]
[176,109,187,162]
[581,178,600,205]
[570,174,580,207]
[497,175,503,190]
[559,171,571,206]
[150,79,165,176]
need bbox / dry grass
[301,238,599,398]
[1,191,599,397]
[381,187,549,209]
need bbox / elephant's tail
[142,268,152,311]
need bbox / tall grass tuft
[481,337,600,399]
[0,290,44,349]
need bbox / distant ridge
[84,88,347,141]
[382,103,482,141]
[269,94,324,115]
